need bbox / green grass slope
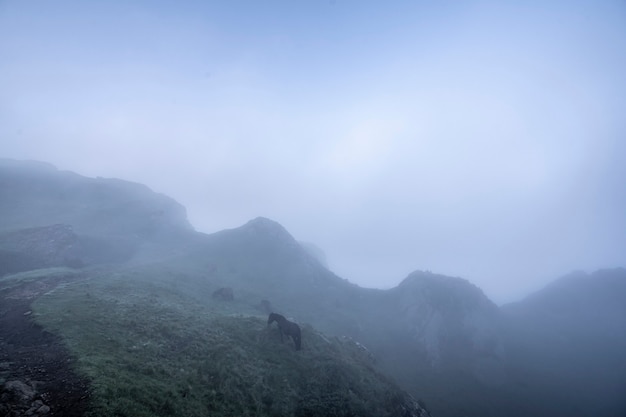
[29,267,429,417]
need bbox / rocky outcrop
[351,271,509,417]
[0,379,51,416]
[387,271,503,368]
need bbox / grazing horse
[267,313,301,351]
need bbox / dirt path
[0,274,90,416]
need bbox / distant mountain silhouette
[501,269,626,417]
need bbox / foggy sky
[1,0,625,304]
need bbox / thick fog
[1,0,625,303]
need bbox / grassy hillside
[24,266,428,417]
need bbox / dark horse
[267,313,301,351]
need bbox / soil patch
[0,274,90,416]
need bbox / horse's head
[267,312,279,326]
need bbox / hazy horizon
[2,0,625,304]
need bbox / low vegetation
[31,267,425,417]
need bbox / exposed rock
[2,380,35,403]
[389,271,503,367]
[1,379,52,415]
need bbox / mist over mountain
[0,158,196,270]
[0,158,191,237]
[501,269,626,417]
[1,159,624,417]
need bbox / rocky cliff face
[356,271,509,417]
[389,271,503,369]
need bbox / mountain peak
[244,216,286,230]
[509,267,626,313]
[394,270,498,314]
[239,217,298,245]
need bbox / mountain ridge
[0,158,192,238]
[0,159,433,416]
[2,158,625,417]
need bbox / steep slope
[176,216,365,336]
